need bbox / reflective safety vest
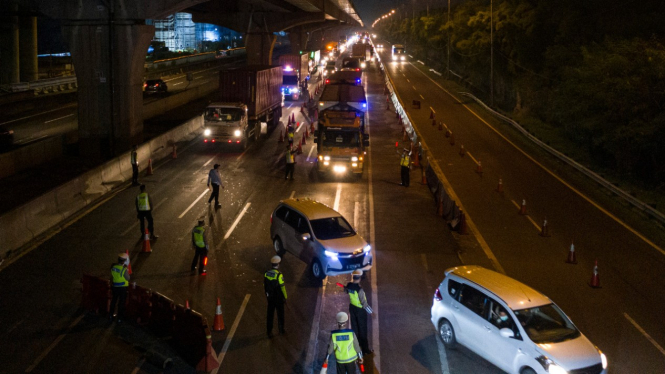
[331,329,359,363]
[193,226,205,248]
[400,154,410,167]
[111,264,128,287]
[131,151,137,165]
[286,150,295,164]
[137,193,150,211]
[346,283,363,308]
[264,269,287,299]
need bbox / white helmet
[271,256,282,264]
[336,312,349,323]
[118,253,129,260]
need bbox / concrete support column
[63,22,154,159]
[19,16,38,83]
[0,3,20,85]
[288,30,309,53]
[244,32,276,65]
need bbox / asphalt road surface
[1,45,664,374]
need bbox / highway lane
[376,44,665,372]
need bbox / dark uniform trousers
[138,211,154,236]
[110,286,128,318]
[401,165,410,186]
[208,184,220,205]
[267,296,285,334]
[336,361,357,374]
[132,164,139,184]
[191,246,208,272]
[350,305,370,353]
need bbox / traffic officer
[136,184,157,239]
[264,256,287,338]
[191,219,208,274]
[285,144,296,180]
[398,148,411,187]
[324,312,363,374]
[130,145,139,186]
[344,269,373,354]
[287,124,295,145]
[109,253,130,322]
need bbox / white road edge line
[306,144,316,162]
[25,314,85,372]
[223,202,251,240]
[178,190,209,219]
[367,100,381,372]
[305,277,328,374]
[333,184,342,211]
[290,191,296,199]
[213,294,251,373]
[44,114,74,124]
[421,253,450,374]
[624,313,665,356]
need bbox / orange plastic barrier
[80,274,110,315]
[125,283,152,325]
[150,292,176,336]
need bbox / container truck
[278,54,309,100]
[203,65,283,149]
[315,105,369,178]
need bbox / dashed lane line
[213,294,251,373]
[222,202,251,241]
[624,313,665,356]
[420,94,425,100]
[25,314,85,372]
[306,143,316,162]
[333,184,342,211]
[289,191,296,199]
[178,189,209,219]
[44,114,74,124]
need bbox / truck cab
[392,44,406,62]
[281,66,300,100]
[315,106,369,178]
[203,103,251,147]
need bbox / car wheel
[520,369,537,374]
[273,237,286,256]
[311,259,325,280]
[438,319,457,349]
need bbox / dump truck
[315,105,369,177]
[203,65,283,149]
[317,84,367,113]
[278,54,309,100]
[325,70,362,86]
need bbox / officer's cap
[352,269,363,278]
[198,219,205,225]
[271,256,282,264]
[336,312,348,323]
[119,253,129,260]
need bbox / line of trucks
[201,48,369,178]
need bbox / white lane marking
[121,197,168,236]
[203,155,217,167]
[130,358,146,374]
[367,100,381,371]
[44,114,74,124]
[333,184,342,211]
[420,94,425,100]
[411,65,665,257]
[1,104,76,125]
[406,78,410,82]
[178,189,209,219]
[412,85,417,91]
[429,106,436,114]
[305,278,328,374]
[213,294,251,373]
[306,143,316,162]
[624,313,665,356]
[25,314,85,372]
[173,82,184,86]
[354,201,359,229]
[236,147,249,161]
[420,253,451,373]
[223,202,251,240]
[465,151,479,165]
[289,191,296,199]
[287,104,293,108]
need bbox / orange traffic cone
[305,127,309,139]
[213,297,225,331]
[589,260,601,288]
[421,168,427,185]
[458,210,469,235]
[172,144,177,159]
[141,228,152,253]
[496,178,504,193]
[459,145,466,157]
[429,109,434,119]
[449,132,455,146]
[540,219,550,237]
[566,242,577,264]
[297,139,303,154]
[431,119,436,126]
[444,128,450,137]
[439,122,443,131]
[302,133,307,145]
[146,159,153,176]
[278,130,284,143]
[320,361,328,374]
[310,122,315,133]
[291,113,295,123]
[125,250,132,275]
[402,127,407,141]
[519,199,527,215]
[185,300,191,310]
[301,103,305,113]
[412,147,420,167]
[475,161,483,174]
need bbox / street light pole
[447,0,450,79]
[490,0,494,107]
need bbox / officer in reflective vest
[136,184,157,239]
[109,253,130,322]
[325,312,363,374]
[191,219,208,274]
[344,269,373,354]
[287,124,295,145]
[398,148,411,187]
[130,145,139,186]
[264,256,287,338]
[285,145,296,180]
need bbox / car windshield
[283,75,298,85]
[310,216,355,240]
[204,108,243,122]
[342,59,360,69]
[321,130,359,147]
[513,304,580,344]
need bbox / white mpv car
[431,266,608,374]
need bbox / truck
[325,70,362,86]
[392,44,406,61]
[351,43,368,68]
[203,65,283,149]
[278,54,309,100]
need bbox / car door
[452,284,490,355]
[296,217,315,263]
[283,211,306,256]
[481,297,527,373]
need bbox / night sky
[354,0,454,28]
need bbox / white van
[431,266,607,374]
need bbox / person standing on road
[264,256,287,338]
[398,148,411,187]
[344,269,373,355]
[136,184,157,239]
[191,219,208,274]
[324,312,363,374]
[130,145,139,186]
[109,253,130,322]
[207,164,224,208]
[285,145,296,180]
[287,124,295,145]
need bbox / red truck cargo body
[219,65,283,120]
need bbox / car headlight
[363,245,371,253]
[323,71,327,76]
[401,56,405,61]
[323,156,330,161]
[234,129,241,137]
[536,356,568,374]
[361,62,366,68]
[598,349,607,369]
[392,55,397,60]
[204,129,211,136]
[324,250,338,259]
[351,156,358,162]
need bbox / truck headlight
[234,130,241,137]
[204,129,211,136]
[324,250,338,259]
[401,56,406,61]
[333,165,346,173]
[361,62,366,68]
[323,156,330,161]
[290,88,299,94]
[351,156,358,162]
[392,55,397,61]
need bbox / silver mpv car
[270,198,372,279]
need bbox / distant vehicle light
[401,56,406,61]
[362,102,367,108]
[356,68,360,72]
[351,156,358,162]
[290,87,299,94]
[356,78,361,84]
[234,130,241,137]
[284,66,293,72]
[352,163,358,167]
[324,156,331,161]
[204,129,211,136]
[326,79,330,84]
[333,165,347,173]
[392,55,397,61]
[323,161,330,166]
[361,62,366,68]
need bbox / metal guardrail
[459,92,665,225]
[6,76,77,94]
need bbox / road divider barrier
[80,274,110,314]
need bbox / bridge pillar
[0,3,20,85]
[244,32,276,65]
[19,16,38,83]
[63,22,154,159]
[288,29,309,53]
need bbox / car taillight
[270,213,273,224]
[434,288,443,301]
[356,68,360,71]
[325,79,330,84]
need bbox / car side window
[296,217,311,235]
[275,206,289,221]
[487,298,522,340]
[458,285,487,317]
[447,279,461,300]
[285,210,304,230]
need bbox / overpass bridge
[3,0,363,158]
